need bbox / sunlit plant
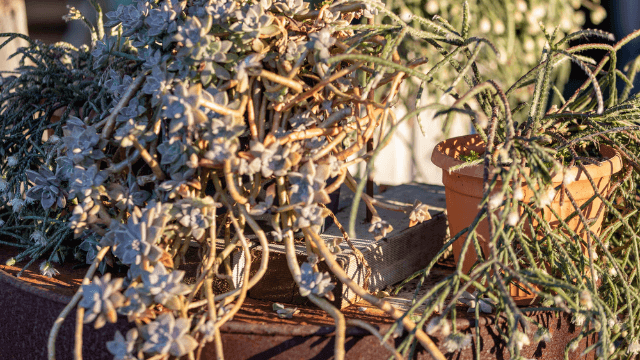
[1,0,640,359]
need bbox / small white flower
[554,295,569,312]
[39,261,59,278]
[628,339,640,354]
[513,186,524,201]
[493,20,505,34]
[572,313,586,326]
[426,317,450,337]
[479,17,491,33]
[537,187,556,208]
[563,170,575,186]
[425,0,439,13]
[596,343,615,357]
[590,6,606,25]
[506,211,520,226]
[579,290,593,310]
[569,339,580,352]
[399,8,412,22]
[530,5,546,20]
[0,178,8,193]
[488,194,503,210]
[443,333,472,353]
[30,230,47,246]
[608,266,618,277]
[523,38,535,52]
[513,330,531,350]
[7,156,18,167]
[533,327,552,343]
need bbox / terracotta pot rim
[431,134,624,182]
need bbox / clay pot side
[431,134,623,304]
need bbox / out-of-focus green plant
[385,0,606,104]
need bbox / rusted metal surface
[0,263,596,360]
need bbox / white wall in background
[372,91,470,186]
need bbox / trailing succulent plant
[79,273,126,329]
[3,0,640,359]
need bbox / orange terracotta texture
[431,134,623,303]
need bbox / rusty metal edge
[0,265,512,338]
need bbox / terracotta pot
[431,134,623,304]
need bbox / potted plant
[417,17,640,360]
[0,0,458,359]
[2,0,639,359]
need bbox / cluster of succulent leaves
[3,0,640,359]
[0,0,422,358]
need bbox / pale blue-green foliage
[79,273,126,329]
[250,142,294,178]
[116,96,147,124]
[172,199,211,240]
[112,203,167,266]
[140,262,192,309]
[69,164,108,199]
[107,177,151,211]
[293,203,328,230]
[104,71,134,103]
[105,1,151,37]
[117,285,153,319]
[272,0,309,16]
[141,312,198,357]
[172,17,211,60]
[156,137,197,178]
[142,65,173,105]
[307,28,336,63]
[298,262,334,298]
[106,328,139,360]
[62,117,105,167]
[162,82,207,134]
[288,160,331,205]
[25,167,66,210]
[230,3,274,41]
[69,197,98,236]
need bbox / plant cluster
[387,0,607,104]
[1,0,640,359]
[0,0,445,359]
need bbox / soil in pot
[431,134,623,304]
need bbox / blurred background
[1,0,637,186]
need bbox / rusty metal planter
[0,260,596,360]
